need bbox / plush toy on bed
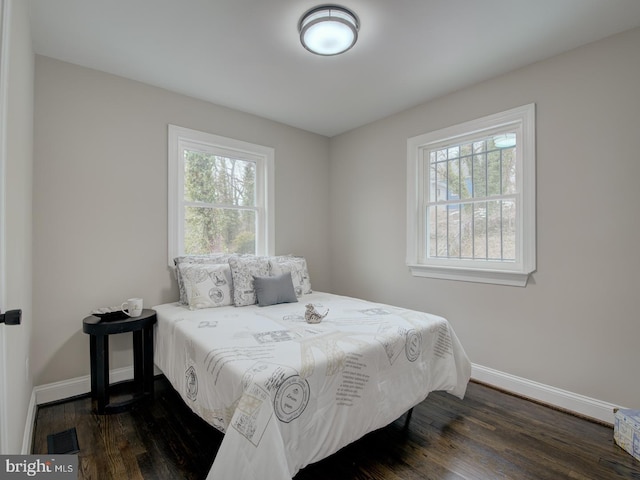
[305,304,329,324]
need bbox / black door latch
[0,309,21,325]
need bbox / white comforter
[153,292,471,480]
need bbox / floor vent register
[46,427,80,454]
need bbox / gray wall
[33,56,330,386]
[3,0,34,453]
[32,26,640,411]
[329,27,640,408]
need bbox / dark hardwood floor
[32,376,640,479]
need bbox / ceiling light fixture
[298,5,360,56]
[493,133,517,148]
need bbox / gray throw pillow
[253,272,299,307]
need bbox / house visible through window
[428,133,517,261]
[168,125,274,265]
[406,104,536,286]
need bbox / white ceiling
[29,0,640,137]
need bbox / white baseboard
[471,363,618,425]
[21,366,137,454]
[24,362,617,453]
[34,366,135,406]
[33,365,163,406]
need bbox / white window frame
[168,125,275,266]
[406,104,536,287]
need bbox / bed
[153,255,471,480]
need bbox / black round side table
[82,309,157,414]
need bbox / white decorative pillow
[228,255,271,306]
[269,255,312,297]
[174,254,235,304]
[178,263,233,310]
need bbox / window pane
[184,150,256,207]
[473,153,487,198]
[432,205,448,257]
[447,205,460,257]
[473,140,485,154]
[436,161,448,202]
[429,205,438,257]
[487,150,501,196]
[460,203,473,258]
[448,158,460,199]
[501,147,517,194]
[425,133,521,262]
[473,202,487,259]
[429,162,437,202]
[184,206,256,255]
[460,143,472,157]
[429,200,516,262]
[487,201,502,260]
[460,156,473,200]
[486,200,515,261]
[501,200,516,260]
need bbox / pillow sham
[174,253,235,304]
[177,262,233,310]
[228,255,271,306]
[269,255,312,296]
[253,273,298,307]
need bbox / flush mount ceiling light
[493,133,517,148]
[298,5,360,56]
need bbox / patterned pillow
[228,255,271,306]
[174,254,235,304]
[269,255,312,297]
[178,263,233,310]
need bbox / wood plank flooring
[32,377,640,479]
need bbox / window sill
[408,264,532,287]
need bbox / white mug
[121,297,143,317]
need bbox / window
[406,104,535,286]
[168,125,274,265]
